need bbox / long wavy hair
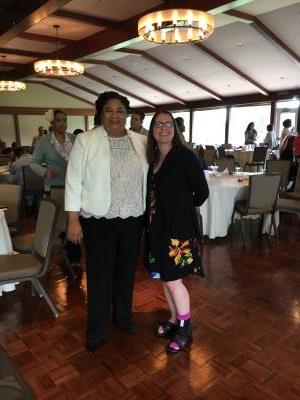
[147,110,185,165]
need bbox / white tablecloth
[0,210,16,295]
[200,174,248,239]
[199,173,278,239]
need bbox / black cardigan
[147,146,209,240]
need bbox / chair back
[203,148,216,166]
[248,174,281,210]
[32,200,58,262]
[22,165,44,196]
[217,146,226,158]
[215,157,235,172]
[252,146,268,163]
[266,160,291,191]
[50,186,66,233]
[0,183,22,231]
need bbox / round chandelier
[0,56,26,92]
[138,9,214,44]
[34,59,84,76]
[33,25,84,77]
[0,80,26,92]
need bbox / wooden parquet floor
[1,215,300,399]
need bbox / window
[192,108,226,145]
[228,104,271,146]
[275,99,299,138]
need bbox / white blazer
[65,126,148,216]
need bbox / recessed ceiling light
[184,56,189,61]
[237,42,243,47]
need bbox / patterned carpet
[0,345,35,400]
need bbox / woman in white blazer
[65,91,148,355]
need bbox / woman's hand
[44,169,56,178]
[67,218,83,244]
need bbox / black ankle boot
[167,319,192,353]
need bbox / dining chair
[203,148,217,166]
[0,183,22,236]
[22,165,44,214]
[266,160,291,192]
[230,174,282,248]
[276,197,300,222]
[215,157,235,172]
[0,199,60,317]
[12,187,77,279]
[244,146,268,172]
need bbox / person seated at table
[264,124,277,150]
[10,147,32,185]
[244,122,257,145]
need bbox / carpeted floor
[0,345,35,400]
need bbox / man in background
[264,124,277,149]
[130,110,148,136]
[32,125,44,148]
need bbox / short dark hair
[131,109,145,120]
[147,110,185,165]
[53,109,66,119]
[267,124,273,131]
[73,128,84,135]
[95,91,130,126]
[283,119,292,128]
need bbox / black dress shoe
[86,341,102,355]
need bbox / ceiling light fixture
[0,56,26,92]
[34,25,84,77]
[138,9,214,44]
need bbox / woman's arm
[182,149,209,207]
[67,211,82,244]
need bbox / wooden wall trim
[0,107,94,116]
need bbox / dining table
[0,209,16,295]
[199,171,278,239]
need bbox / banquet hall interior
[0,0,300,399]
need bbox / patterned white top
[82,135,144,219]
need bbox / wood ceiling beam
[225,10,300,65]
[58,77,99,97]
[0,47,45,58]
[193,43,270,96]
[117,49,223,101]
[0,60,22,68]
[0,0,71,47]
[19,32,75,45]
[84,71,157,108]
[83,59,186,105]
[24,79,95,106]
[52,10,120,29]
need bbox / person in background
[31,109,81,266]
[175,117,187,143]
[244,122,257,145]
[31,126,44,148]
[73,128,84,136]
[65,91,148,355]
[10,147,32,185]
[146,110,209,353]
[130,110,148,136]
[280,119,292,147]
[264,124,277,150]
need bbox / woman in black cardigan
[146,110,209,353]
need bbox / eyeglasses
[154,121,174,129]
